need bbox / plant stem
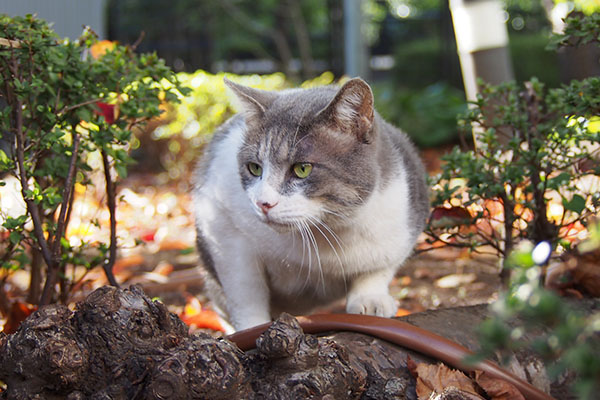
[101,149,119,287]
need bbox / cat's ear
[224,78,277,119]
[317,78,375,143]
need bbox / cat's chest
[260,197,411,279]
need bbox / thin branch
[130,31,146,52]
[100,149,119,287]
[10,68,53,271]
[50,131,80,257]
[58,97,102,115]
[39,131,81,305]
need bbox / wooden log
[1,285,594,399]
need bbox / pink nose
[258,201,277,215]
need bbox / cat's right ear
[316,78,375,144]
[224,78,277,119]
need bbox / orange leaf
[395,308,412,317]
[159,240,191,251]
[474,370,525,400]
[180,298,224,332]
[90,40,116,59]
[3,301,36,334]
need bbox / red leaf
[96,102,116,124]
[140,230,156,242]
[429,206,473,228]
[3,301,36,334]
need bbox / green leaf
[9,231,23,245]
[563,194,587,214]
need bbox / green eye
[293,163,313,179]
[248,162,262,177]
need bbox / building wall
[0,0,106,39]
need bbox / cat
[193,77,429,331]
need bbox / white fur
[194,124,415,330]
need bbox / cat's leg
[214,239,271,330]
[346,268,397,317]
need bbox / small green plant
[474,236,600,399]
[426,13,600,267]
[0,15,187,305]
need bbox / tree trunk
[1,285,592,399]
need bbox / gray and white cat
[193,77,429,331]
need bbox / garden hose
[227,313,555,400]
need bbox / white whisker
[307,216,347,293]
[302,219,325,296]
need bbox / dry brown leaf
[474,370,525,400]
[572,249,600,296]
[431,387,486,400]
[112,254,145,274]
[546,249,600,297]
[408,361,480,400]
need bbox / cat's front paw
[346,293,397,318]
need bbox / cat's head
[226,77,379,231]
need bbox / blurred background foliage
[107,0,599,162]
[145,71,336,181]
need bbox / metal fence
[0,0,106,40]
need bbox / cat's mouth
[258,214,296,232]
[263,217,294,232]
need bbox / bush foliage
[427,13,600,263]
[460,13,600,399]
[0,14,187,304]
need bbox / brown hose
[227,313,555,400]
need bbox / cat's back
[376,117,429,235]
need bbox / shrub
[0,15,187,305]
[426,13,600,268]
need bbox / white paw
[346,293,397,318]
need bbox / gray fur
[193,78,429,329]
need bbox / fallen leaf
[159,239,192,251]
[435,273,477,289]
[153,261,174,277]
[572,248,600,296]
[3,301,36,334]
[113,254,145,274]
[395,308,412,317]
[546,249,600,297]
[408,360,480,399]
[474,370,525,400]
[431,387,486,400]
[180,297,224,332]
[140,230,156,242]
[398,275,412,286]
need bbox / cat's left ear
[317,78,375,143]
[224,78,277,120]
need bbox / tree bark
[1,285,592,399]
